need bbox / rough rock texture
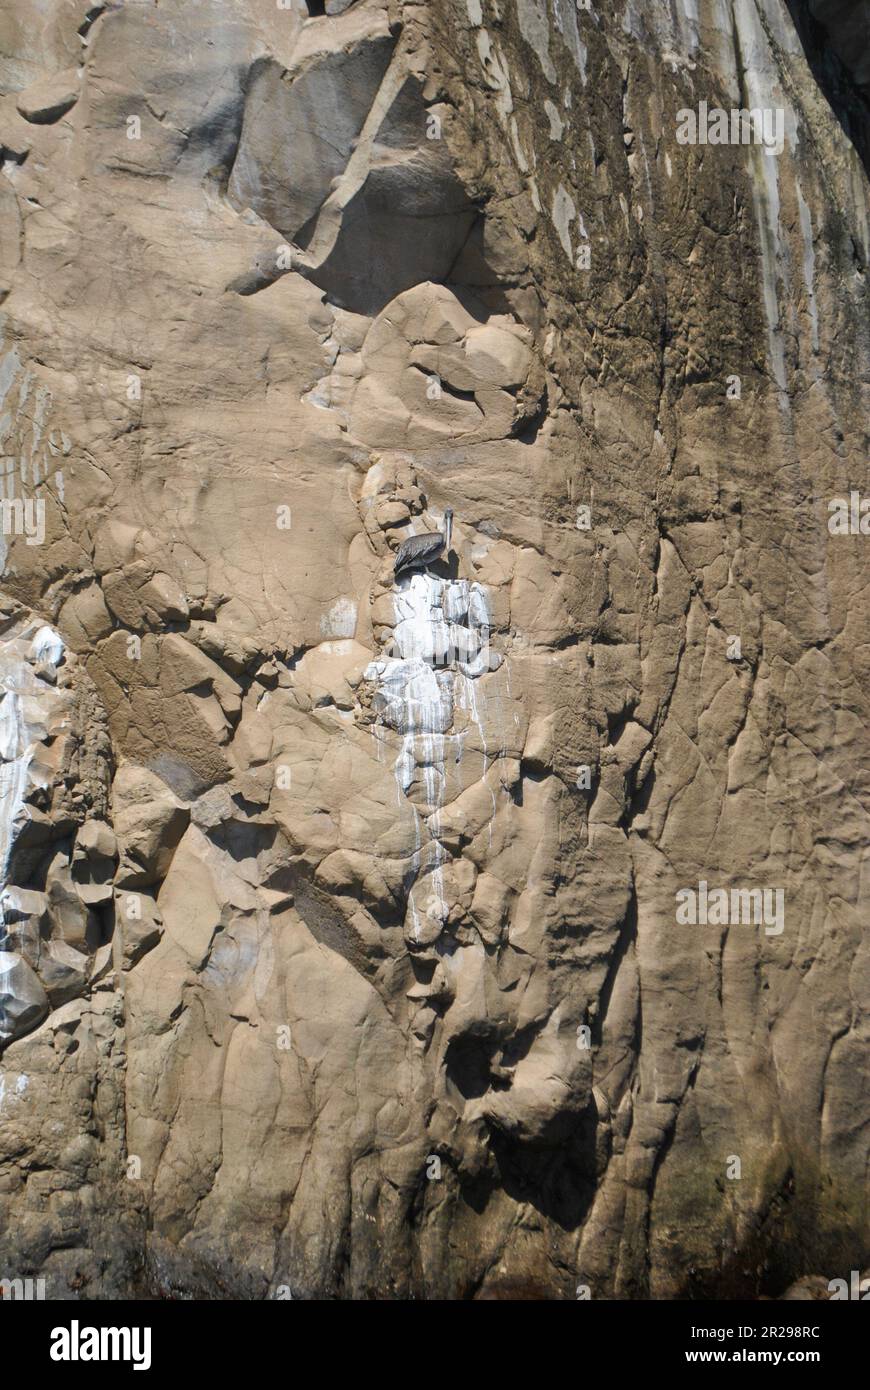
[0,0,867,1299]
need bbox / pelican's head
[443,507,454,553]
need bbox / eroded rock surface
[0,0,867,1299]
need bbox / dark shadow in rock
[296,70,480,315]
[499,1020,541,1070]
[456,1167,498,1217]
[228,53,506,315]
[293,876,382,981]
[445,1031,495,1099]
[486,1112,597,1231]
[207,815,278,865]
[784,0,870,178]
[592,891,639,1061]
[307,172,477,316]
[302,72,480,314]
[448,221,517,317]
[427,551,460,582]
[147,754,210,801]
[514,383,548,445]
[448,1017,598,1230]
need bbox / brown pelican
[394,508,453,582]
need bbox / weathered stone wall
[0,0,866,1298]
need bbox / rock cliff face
[0,0,867,1299]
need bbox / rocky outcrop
[0,0,867,1299]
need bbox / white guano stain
[365,567,494,942]
[320,597,357,639]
